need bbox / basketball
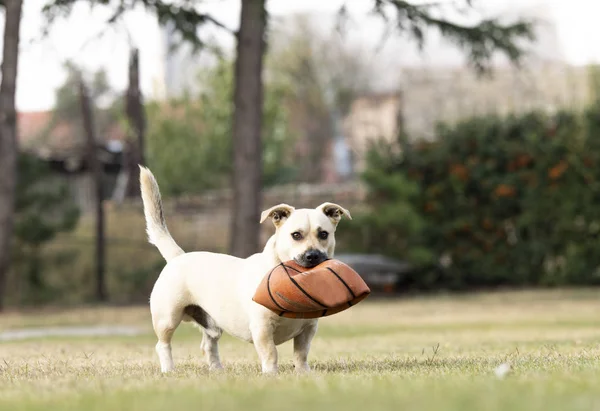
[252,259,370,319]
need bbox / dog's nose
[305,250,323,265]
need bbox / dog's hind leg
[184,304,224,371]
[200,329,224,370]
[151,308,183,373]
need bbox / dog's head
[260,202,352,268]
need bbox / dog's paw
[209,363,224,373]
[160,366,174,373]
[294,363,311,374]
[261,366,279,376]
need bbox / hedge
[340,104,600,290]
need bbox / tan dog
[139,166,351,374]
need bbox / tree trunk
[229,0,267,258]
[79,78,108,302]
[123,48,145,199]
[0,0,24,311]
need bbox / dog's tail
[139,166,184,262]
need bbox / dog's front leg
[293,320,318,373]
[250,322,278,375]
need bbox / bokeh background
[2,0,600,309]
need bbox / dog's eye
[291,232,303,241]
[318,231,329,240]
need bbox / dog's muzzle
[295,249,328,268]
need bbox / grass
[1,289,600,410]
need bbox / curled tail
[139,166,184,262]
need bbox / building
[342,92,403,173]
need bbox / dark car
[334,253,414,294]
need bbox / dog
[139,166,352,374]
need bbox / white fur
[139,166,351,374]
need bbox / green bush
[346,105,600,289]
[10,153,80,304]
[339,140,433,258]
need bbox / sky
[2,0,600,112]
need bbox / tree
[121,48,146,199]
[12,153,80,304]
[42,0,269,259]
[367,0,534,74]
[41,0,534,260]
[146,57,295,197]
[230,0,268,258]
[0,0,24,311]
[38,63,116,302]
[146,63,233,197]
[79,77,108,302]
[42,62,118,146]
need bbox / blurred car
[334,253,414,294]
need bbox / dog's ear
[260,204,295,227]
[317,202,352,225]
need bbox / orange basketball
[252,259,371,319]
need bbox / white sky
[2,0,600,111]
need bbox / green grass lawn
[1,289,599,411]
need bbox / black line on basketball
[321,309,328,317]
[275,290,320,311]
[326,267,356,299]
[267,266,285,311]
[285,264,302,273]
[282,264,327,308]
